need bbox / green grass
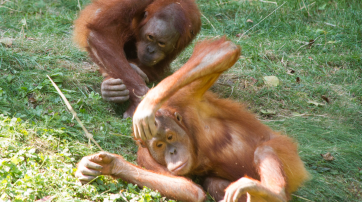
[0,0,361,201]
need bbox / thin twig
[260,119,286,122]
[295,35,322,52]
[324,22,336,27]
[1,0,11,5]
[237,2,286,42]
[201,13,217,33]
[301,0,311,16]
[120,191,129,202]
[110,133,132,138]
[292,194,315,202]
[259,0,277,5]
[77,0,81,11]
[215,82,232,87]
[0,5,21,12]
[298,2,315,11]
[47,75,103,151]
[228,86,234,98]
[218,0,238,5]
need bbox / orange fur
[73,0,201,116]
[73,0,201,80]
[136,38,309,201]
[260,135,311,193]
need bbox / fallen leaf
[330,170,339,175]
[250,77,258,85]
[291,112,306,117]
[327,40,338,44]
[0,37,13,47]
[318,3,327,11]
[28,97,37,103]
[28,93,38,109]
[260,109,276,115]
[307,100,325,107]
[321,152,334,161]
[246,19,253,23]
[20,18,27,26]
[296,77,300,83]
[321,95,330,103]
[263,76,279,87]
[316,29,327,35]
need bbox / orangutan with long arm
[74,0,201,117]
[76,38,309,202]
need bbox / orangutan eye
[167,134,173,140]
[174,112,182,122]
[156,143,163,148]
[158,42,166,47]
[147,34,154,41]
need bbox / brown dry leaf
[321,95,330,103]
[296,77,300,83]
[250,77,258,85]
[246,19,253,23]
[321,152,335,161]
[28,93,37,102]
[287,69,295,75]
[308,39,315,48]
[0,37,14,47]
[28,97,37,103]
[28,93,38,109]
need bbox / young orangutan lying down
[76,38,309,202]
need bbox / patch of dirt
[58,60,99,73]
[264,50,279,62]
[348,181,362,199]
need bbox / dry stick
[292,194,315,202]
[295,35,322,52]
[1,0,21,11]
[259,0,277,5]
[77,0,81,11]
[237,1,286,42]
[1,0,10,5]
[201,13,217,33]
[47,75,103,151]
[0,5,21,12]
[298,2,315,11]
[301,0,311,16]
[218,0,238,5]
